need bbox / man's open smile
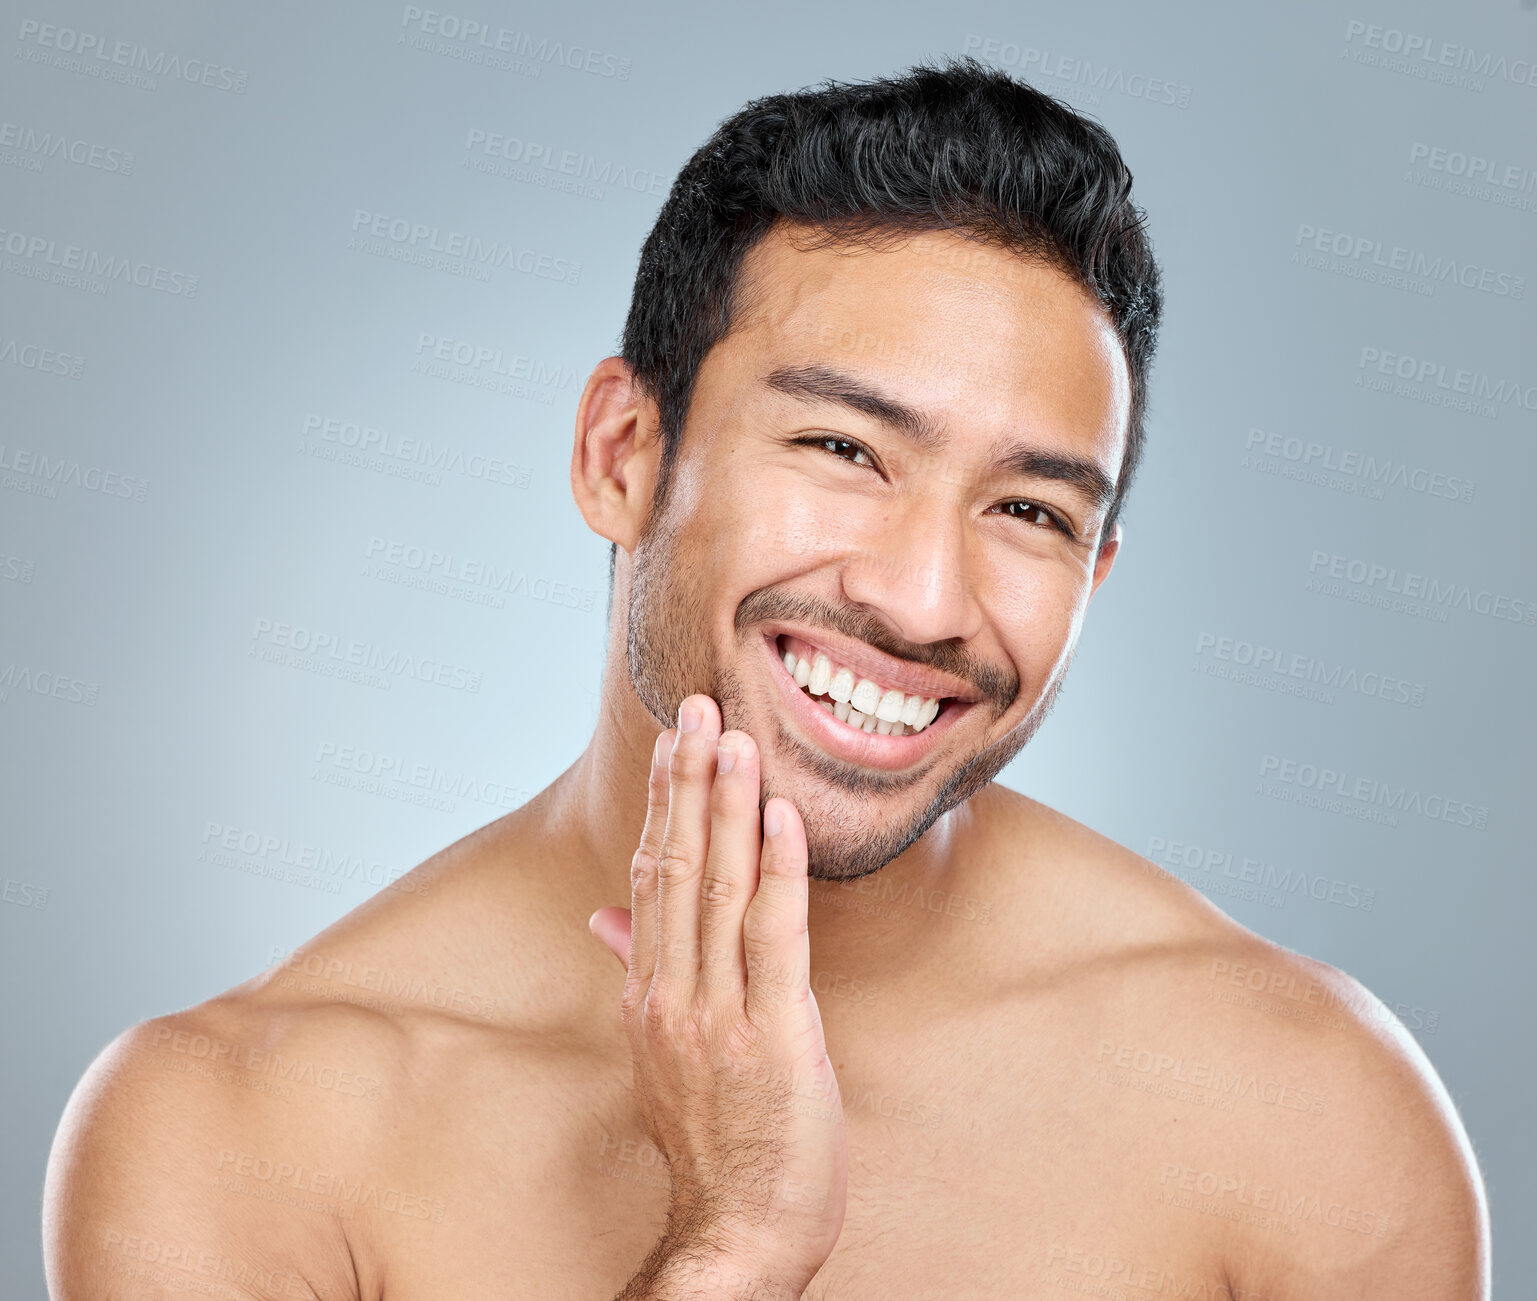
[761,628,977,771]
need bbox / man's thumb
[587,906,632,968]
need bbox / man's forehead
[737,222,1092,318]
[732,227,1120,387]
[723,235,1128,444]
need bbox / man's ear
[1089,519,1122,597]
[569,357,662,554]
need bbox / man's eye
[799,435,875,468]
[997,500,1069,534]
[796,438,1073,537]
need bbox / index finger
[627,728,676,989]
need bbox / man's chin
[793,793,946,885]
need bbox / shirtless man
[44,58,1488,1300]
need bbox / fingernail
[653,731,671,767]
[679,701,701,733]
[716,740,737,774]
[763,802,783,837]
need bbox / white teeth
[781,640,948,737]
[849,679,881,715]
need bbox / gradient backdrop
[2,1,1533,1295]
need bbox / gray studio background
[2,0,1533,1294]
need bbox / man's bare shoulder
[983,786,1489,1298]
[43,805,606,1299]
[42,999,381,1300]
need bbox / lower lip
[761,632,971,771]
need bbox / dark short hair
[614,54,1163,585]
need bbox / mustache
[734,588,1018,711]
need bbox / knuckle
[646,769,669,805]
[655,846,699,884]
[619,980,648,1022]
[758,841,792,879]
[700,872,739,910]
[640,985,672,1034]
[630,848,660,894]
[741,909,776,953]
[742,897,805,948]
[753,872,804,905]
[668,738,711,781]
[680,1000,716,1045]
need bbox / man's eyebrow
[761,362,1118,513]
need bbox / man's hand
[589,694,848,1298]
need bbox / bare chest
[363,1036,1234,1301]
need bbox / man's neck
[534,674,997,985]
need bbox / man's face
[625,224,1130,880]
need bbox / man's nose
[836,496,984,647]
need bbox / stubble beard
[625,508,1072,882]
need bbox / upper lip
[765,624,981,703]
